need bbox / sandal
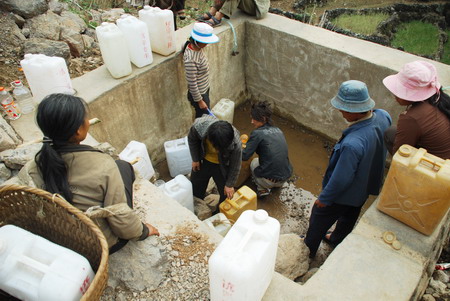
[203,16,222,27]
[196,12,213,21]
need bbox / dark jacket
[319,109,392,207]
[188,115,242,187]
[242,123,292,181]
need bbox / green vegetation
[441,30,450,65]
[332,13,389,35]
[391,21,439,57]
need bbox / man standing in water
[304,80,391,258]
[242,101,293,198]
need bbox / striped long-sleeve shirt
[183,45,210,102]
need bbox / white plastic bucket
[119,140,155,180]
[211,99,235,124]
[209,209,280,301]
[95,22,132,78]
[203,213,232,237]
[20,53,74,103]
[138,6,176,56]
[116,14,153,68]
[164,136,192,177]
[162,175,194,212]
[0,225,95,301]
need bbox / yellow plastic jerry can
[377,145,450,235]
[219,185,257,224]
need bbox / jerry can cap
[398,145,412,157]
[223,203,231,210]
[382,231,396,244]
[254,209,268,223]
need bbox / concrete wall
[245,14,450,140]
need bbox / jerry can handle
[410,148,442,170]
[226,194,243,209]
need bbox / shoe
[196,12,213,21]
[177,10,186,20]
[202,15,222,27]
[323,231,337,247]
[257,188,271,198]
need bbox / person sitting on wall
[197,0,270,27]
[304,80,392,258]
[20,93,159,254]
[382,60,450,159]
[188,115,242,209]
[241,101,293,198]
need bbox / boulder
[107,237,169,292]
[101,8,125,23]
[0,117,21,151]
[23,38,71,61]
[49,0,68,15]
[0,163,12,184]
[60,11,87,57]
[0,0,49,19]
[194,196,212,221]
[275,233,309,280]
[24,11,61,41]
[0,143,41,170]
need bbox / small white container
[164,136,192,178]
[209,210,280,301]
[211,98,235,124]
[11,80,35,114]
[138,6,176,56]
[203,213,232,237]
[162,175,194,212]
[119,140,155,180]
[95,22,132,78]
[0,225,95,301]
[116,14,153,68]
[20,53,74,103]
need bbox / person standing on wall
[183,23,219,119]
[304,80,392,258]
[197,0,270,27]
[241,101,293,198]
[382,60,450,159]
[188,115,242,209]
[20,93,159,254]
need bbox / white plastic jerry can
[211,99,235,124]
[0,225,95,301]
[20,53,74,103]
[116,14,153,68]
[95,22,132,78]
[162,175,194,212]
[164,136,192,178]
[209,209,280,301]
[119,140,155,180]
[138,6,176,56]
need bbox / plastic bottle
[95,22,132,79]
[211,99,235,124]
[119,140,155,180]
[164,136,192,177]
[20,53,74,103]
[219,185,257,223]
[0,225,95,301]
[116,14,153,68]
[11,80,35,114]
[138,6,176,56]
[0,87,21,120]
[161,175,194,212]
[209,209,280,301]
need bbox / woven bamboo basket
[0,184,109,301]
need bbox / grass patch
[331,13,389,35]
[391,21,439,57]
[441,30,450,65]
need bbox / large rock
[24,11,61,41]
[100,8,125,23]
[0,143,41,170]
[0,0,49,19]
[0,163,12,184]
[60,11,87,57]
[107,236,169,292]
[0,117,21,151]
[275,233,309,280]
[23,38,71,61]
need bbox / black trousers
[304,202,362,258]
[109,160,136,254]
[187,89,211,118]
[191,159,227,206]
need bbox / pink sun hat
[382,60,441,102]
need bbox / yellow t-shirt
[204,138,219,164]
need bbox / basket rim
[0,184,109,300]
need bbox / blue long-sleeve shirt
[319,109,392,207]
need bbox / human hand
[198,100,208,109]
[224,186,234,199]
[146,223,160,236]
[192,161,200,172]
[314,199,327,208]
